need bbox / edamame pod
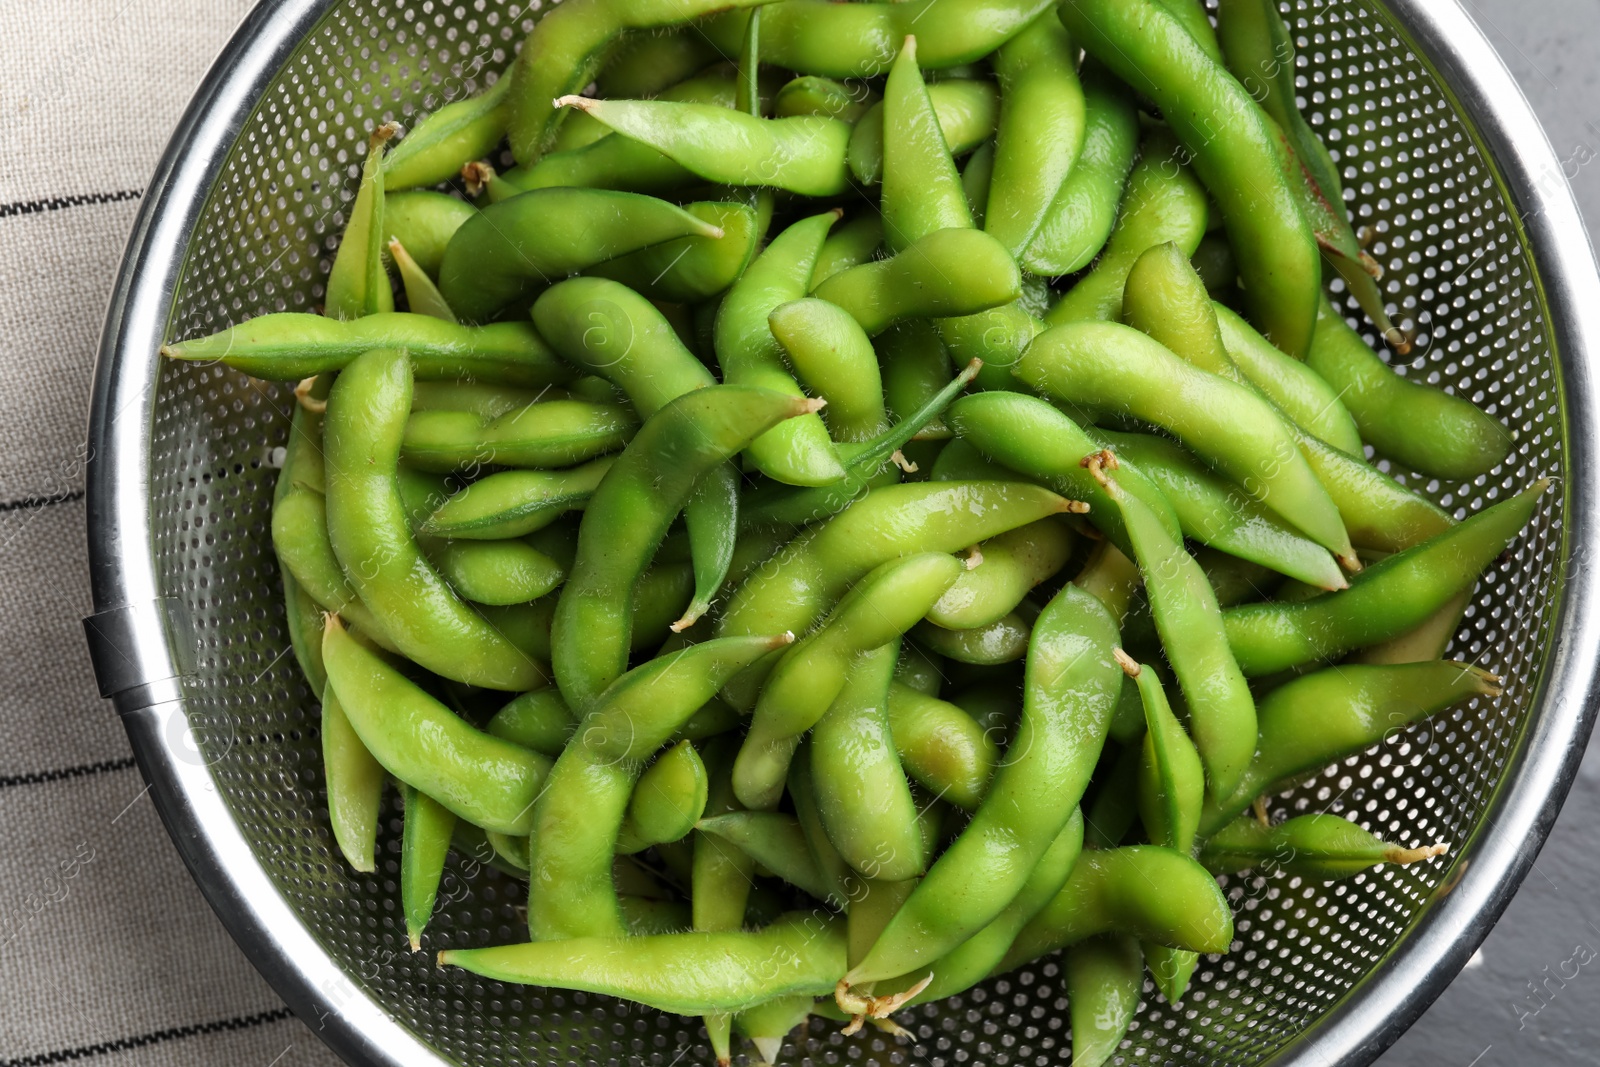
[984,12,1085,256]
[617,740,709,854]
[768,298,887,442]
[487,688,575,758]
[388,239,455,322]
[386,76,510,190]
[161,312,575,388]
[272,487,395,649]
[419,458,613,539]
[1066,936,1144,1067]
[384,190,476,276]
[1119,652,1204,856]
[715,211,848,487]
[962,141,996,228]
[1199,661,1500,835]
[596,27,722,99]
[400,784,457,951]
[401,399,638,472]
[927,518,1073,630]
[505,0,775,163]
[879,319,955,439]
[530,633,791,939]
[1022,60,1139,277]
[1087,452,1256,800]
[588,198,765,303]
[1307,296,1513,479]
[326,125,396,320]
[811,228,1022,336]
[879,38,973,252]
[848,79,1000,186]
[812,214,884,287]
[887,682,997,811]
[1043,128,1208,325]
[847,582,1122,985]
[324,349,545,689]
[696,812,837,904]
[321,684,385,873]
[718,480,1072,707]
[1064,0,1322,356]
[555,96,851,197]
[774,75,879,122]
[1018,322,1355,566]
[425,537,566,606]
[912,613,1031,665]
[1095,429,1346,591]
[735,553,964,809]
[1000,846,1234,971]
[1213,300,1364,456]
[1223,481,1548,675]
[693,739,754,1064]
[812,643,927,880]
[323,617,550,835]
[437,188,723,323]
[701,0,1055,79]
[440,912,848,1012]
[551,386,817,709]
[1201,813,1448,881]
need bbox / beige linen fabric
[0,2,343,1063]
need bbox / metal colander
[82,0,1600,1064]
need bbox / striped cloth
[0,1,340,1063]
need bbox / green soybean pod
[588,198,765,303]
[437,188,723,324]
[1298,432,1453,554]
[696,812,838,904]
[878,319,956,439]
[440,912,848,1013]
[848,78,1001,187]
[984,11,1085,256]
[385,76,509,190]
[1307,296,1513,479]
[424,538,565,606]
[912,613,1031,665]
[811,227,1022,337]
[701,0,1054,79]
[812,643,927,881]
[419,458,614,540]
[616,740,709,854]
[1043,128,1208,326]
[383,191,476,277]
[1022,60,1139,277]
[1201,813,1448,881]
[735,996,816,1066]
[1211,300,1364,455]
[1065,936,1144,1067]
[1117,652,1204,856]
[812,214,884,287]
[555,96,852,197]
[927,519,1074,630]
[323,349,545,689]
[1018,322,1355,567]
[552,387,817,709]
[768,298,888,443]
[322,616,550,835]
[596,27,721,99]
[1064,0,1321,355]
[161,312,575,388]
[400,783,457,951]
[321,684,385,873]
[787,745,857,908]
[400,400,638,472]
[1223,480,1548,676]
[999,846,1234,972]
[847,582,1122,987]
[388,238,456,322]
[775,75,879,121]
[325,125,397,321]
[878,36,974,255]
[735,552,964,809]
[693,738,753,1066]
[272,487,395,649]
[1198,660,1501,836]
[962,141,996,228]
[715,210,848,488]
[1095,429,1346,592]
[1088,452,1256,802]
[887,682,996,811]
[505,0,773,163]
[487,688,575,759]
[1083,741,1141,850]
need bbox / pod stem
[1384,842,1449,865]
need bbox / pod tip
[460,160,494,197]
[294,376,326,413]
[891,449,919,474]
[963,545,983,571]
[158,344,178,359]
[1113,648,1140,678]
[796,396,828,415]
[1385,841,1449,865]
[371,121,400,148]
[553,94,594,112]
[408,932,422,953]
[868,973,934,1018]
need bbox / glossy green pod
[887,682,997,811]
[487,688,575,759]
[386,76,510,190]
[400,784,457,951]
[1065,936,1144,1067]
[848,79,1000,186]
[384,190,476,276]
[768,298,889,443]
[400,400,637,472]
[1201,812,1449,881]
[927,519,1073,630]
[588,198,765,303]
[616,740,710,854]
[419,459,614,540]
[811,227,1022,337]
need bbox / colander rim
[82,1,1600,1064]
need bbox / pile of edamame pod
[163,0,1543,1061]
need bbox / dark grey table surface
[1381,8,1600,1064]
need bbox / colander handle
[83,597,194,714]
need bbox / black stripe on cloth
[0,488,85,515]
[0,189,141,219]
[0,756,137,791]
[0,1008,294,1067]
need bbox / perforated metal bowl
[82,1,1600,1064]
